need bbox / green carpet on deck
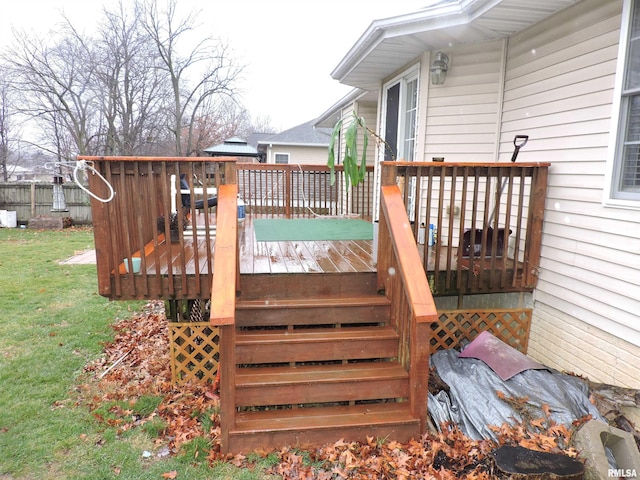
[253,218,373,242]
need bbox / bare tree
[1,1,247,160]
[0,79,12,181]
[250,114,280,135]
[2,29,101,157]
[138,0,244,156]
[181,97,252,156]
[94,2,170,155]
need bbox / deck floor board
[126,215,521,281]
[132,215,376,277]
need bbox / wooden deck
[82,156,543,453]
[124,214,376,277]
[121,212,524,294]
[86,157,547,301]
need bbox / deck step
[236,326,399,364]
[239,271,379,300]
[228,403,420,452]
[236,295,390,327]
[236,362,409,407]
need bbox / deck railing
[382,161,549,295]
[82,157,547,302]
[79,155,237,301]
[377,184,438,432]
[237,163,374,219]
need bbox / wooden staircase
[212,185,437,454]
[223,272,421,452]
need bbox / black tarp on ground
[428,347,604,441]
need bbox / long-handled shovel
[463,135,530,257]
[509,134,529,162]
[489,134,529,224]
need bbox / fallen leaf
[161,471,177,479]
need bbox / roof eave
[330,1,475,84]
[331,0,581,89]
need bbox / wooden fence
[0,182,93,224]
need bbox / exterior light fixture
[430,52,449,85]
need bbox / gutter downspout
[494,38,508,162]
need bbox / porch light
[430,52,449,85]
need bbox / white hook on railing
[73,160,115,203]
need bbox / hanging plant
[328,112,368,188]
[328,111,393,187]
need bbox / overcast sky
[0,0,429,132]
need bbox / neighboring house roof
[247,132,274,149]
[203,137,260,157]
[258,120,332,147]
[331,0,582,90]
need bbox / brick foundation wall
[529,303,640,388]
[529,303,640,424]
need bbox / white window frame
[372,64,420,222]
[605,0,640,208]
[381,65,420,162]
[274,152,289,164]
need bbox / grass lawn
[0,227,274,480]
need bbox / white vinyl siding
[267,146,328,165]
[336,102,377,167]
[357,103,378,166]
[422,42,503,162]
[502,0,640,352]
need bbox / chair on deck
[176,174,218,236]
[180,174,218,210]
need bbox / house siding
[404,0,640,387]
[337,0,640,387]
[335,100,378,216]
[422,41,504,162]
[266,145,328,165]
[335,101,377,167]
[501,0,640,388]
[355,102,377,165]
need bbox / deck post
[209,184,238,454]
[381,162,398,186]
[524,165,548,287]
[88,163,113,297]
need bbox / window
[274,153,289,164]
[383,68,419,161]
[613,0,640,200]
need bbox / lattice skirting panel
[430,309,532,355]
[169,322,219,384]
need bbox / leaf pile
[80,301,588,478]
[80,301,220,453]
